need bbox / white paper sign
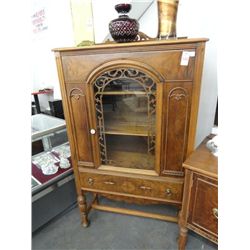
[180,51,190,66]
[32,8,48,34]
[180,51,196,66]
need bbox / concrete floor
[32,196,217,250]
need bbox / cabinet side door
[188,173,218,242]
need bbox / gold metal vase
[157,0,179,39]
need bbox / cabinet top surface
[52,38,208,53]
[183,136,218,179]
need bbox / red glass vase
[109,3,139,43]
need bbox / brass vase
[157,0,179,39]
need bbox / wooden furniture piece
[53,38,208,227]
[178,135,218,249]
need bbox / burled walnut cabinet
[53,38,208,227]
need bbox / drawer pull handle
[139,186,152,191]
[165,188,172,196]
[87,178,94,185]
[104,181,115,185]
[212,208,218,219]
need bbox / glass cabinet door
[93,68,157,170]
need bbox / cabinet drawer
[188,174,218,237]
[80,171,183,203]
[62,50,195,83]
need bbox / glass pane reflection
[94,68,156,170]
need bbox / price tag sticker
[180,51,190,66]
[180,51,196,66]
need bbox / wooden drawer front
[188,174,218,236]
[80,172,183,202]
[61,50,195,83]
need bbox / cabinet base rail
[83,193,179,225]
[91,204,178,222]
[86,193,178,223]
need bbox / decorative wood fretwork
[95,94,107,164]
[135,31,154,41]
[163,169,184,177]
[94,68,155,93]
[92,68,156,165]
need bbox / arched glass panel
[94,68,156,170]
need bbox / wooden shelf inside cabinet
[106,150,154,170]
[105,136,155,170]
[103,112,155,137]
[104,121,152,137]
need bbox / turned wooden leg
[178,226,188,250]
[77,193,89,227]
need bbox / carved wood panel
[161,83,193,176]
[188,174,218,237]
[66,84,94,165]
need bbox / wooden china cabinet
[53,38,208,227]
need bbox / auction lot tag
[180,51,195,66]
